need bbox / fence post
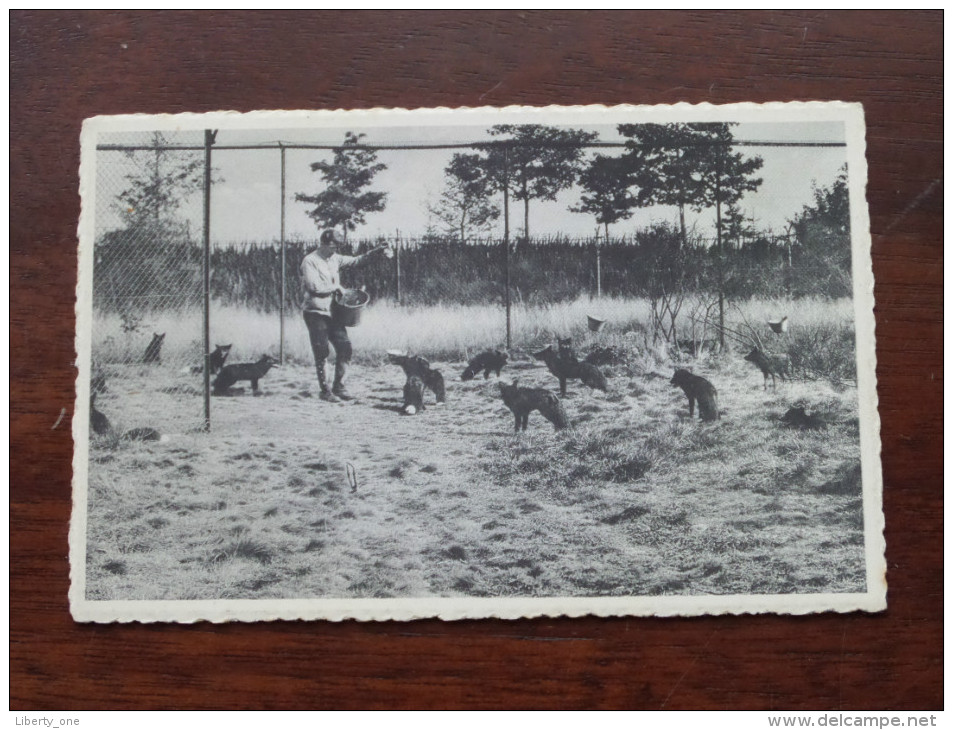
[395,228,401,304]
[503,145,511,350]
[203,129,216,432]
[279,143,286,364]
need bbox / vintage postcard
[71,102,885,622]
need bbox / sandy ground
[82,354,867,601]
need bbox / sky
[95,119,848,246]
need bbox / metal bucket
[587,315,606,332]
[331,289,371,327]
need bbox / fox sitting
[212,354,279,395]
[744,348,792,390]
[143,332,165,364]
[90,392,112,435]
[402,375,426,415]
[462,349,508,381]
[670,368,719,422]
[388,352,446,404]
[498,380,569,433]
[533,343,607,397]
[209,344,232,374]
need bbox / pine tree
[296,132,388,239]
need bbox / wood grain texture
[10,10,941,710]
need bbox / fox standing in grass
[402,375,427,415]
[498,380,569,432]
[461,349,508,381]
[213,354,279,395]
[670,368,719,422]
[744,348,792,390]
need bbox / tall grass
[91,296,856,376]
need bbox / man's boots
[332,361,354,401]
[316,363,340,403]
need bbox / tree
[116,131,205,228]
[98,132,211,316]
[617,122,763,250]
[722,204,755,249]
[618,122,763,345]
[788,165,851,296]
[428,153,500,242]
[571,153,645,297]
[296,132,387,238]
[700,124,764,348]
[478,124,598,246]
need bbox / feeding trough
[331,288,371,327]
[587,315,606,333]
[768,316,789,334]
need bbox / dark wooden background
[10,11,942,710]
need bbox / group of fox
[107,332,792,435]
[390,337,791,434]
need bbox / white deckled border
[71,102,885,623]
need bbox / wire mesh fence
[90,136,208,436]
[88,128,847,433]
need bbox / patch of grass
[102,560,127,575]
[600,506,650,525]
[209,539,274,564]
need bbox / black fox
[670,369,719,422]
[388,353,446,404]
[213,354,279,395]
[498,380,569,432]
[744,348,792,390]
[558,338,609,393]
[90,392,112,435]
[402,375,426,415]
[209,344,232,374]
[462,349,508,381]
[557,336,578,361]
[143,332,165,364]
[533,344,608,397]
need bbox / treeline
[93,224,850,314]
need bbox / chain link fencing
[87,133,836,434]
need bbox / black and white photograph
[70,103,884,622]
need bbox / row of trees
[297,123,766,253]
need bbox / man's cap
[320,229,346,246]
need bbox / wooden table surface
[10,11,942,710]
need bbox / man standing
[301,229,392,402]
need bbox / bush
[786,322,856,384]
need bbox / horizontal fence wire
[89,129,849,432]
